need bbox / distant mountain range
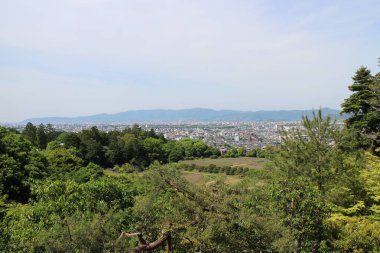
[22,108,344,124]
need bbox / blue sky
[0,0,379,122]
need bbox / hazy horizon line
[0,107,342,124]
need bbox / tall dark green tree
[142,137,165,164]
[36,124,47,149]
[106,135,127,166]
[45,124,61,143]
[22,122,37,145]
[341,66,380,152]
[0,127,48,202]
[79,127,106,166]
[57,132,81,149]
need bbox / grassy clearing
[104,170,123,177]
[181,171,243,185]
[180,157,269,169]
[105,157,270,186]
[181,171,204,184]
[179,157,271,185]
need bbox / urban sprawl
[6,121,316,151]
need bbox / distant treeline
[176,163,250,176]
[223,146,270,158]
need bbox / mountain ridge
[22,108,344,124]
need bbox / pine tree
[22,122,37,145]
[341,66,380,153]
[36,124,47,149]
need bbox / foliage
[71,162,104,183]
[36,124,47,149]
[1,62,379,251]
[2,178,135,252]
[22,122,37,145]
[0,127,48,202]
[341,66,380,153]
[273,110,367,252]
[273,178,330,252]
[129,165,276,252]
[361,150,380,217]
[328,214,380,252]
[22,123,62,148]
[45,147,84,177]
[275,110,362,193]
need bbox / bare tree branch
[118,231,170,252]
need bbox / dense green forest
[0,65,379,252]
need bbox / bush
[208,164,216,169]
[230,167,238,175]
[117,163,136,173]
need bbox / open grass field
[180,157,269,169]
[181,171,204,184]
[181,171,243,185]
[105,157,270,186]
[180,157,270,185]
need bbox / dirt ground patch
[180,157,268,169]
[182,172,204,184]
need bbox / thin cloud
[0,0,379,121]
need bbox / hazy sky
[0,0,379,122]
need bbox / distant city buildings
[4,121,312,150]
